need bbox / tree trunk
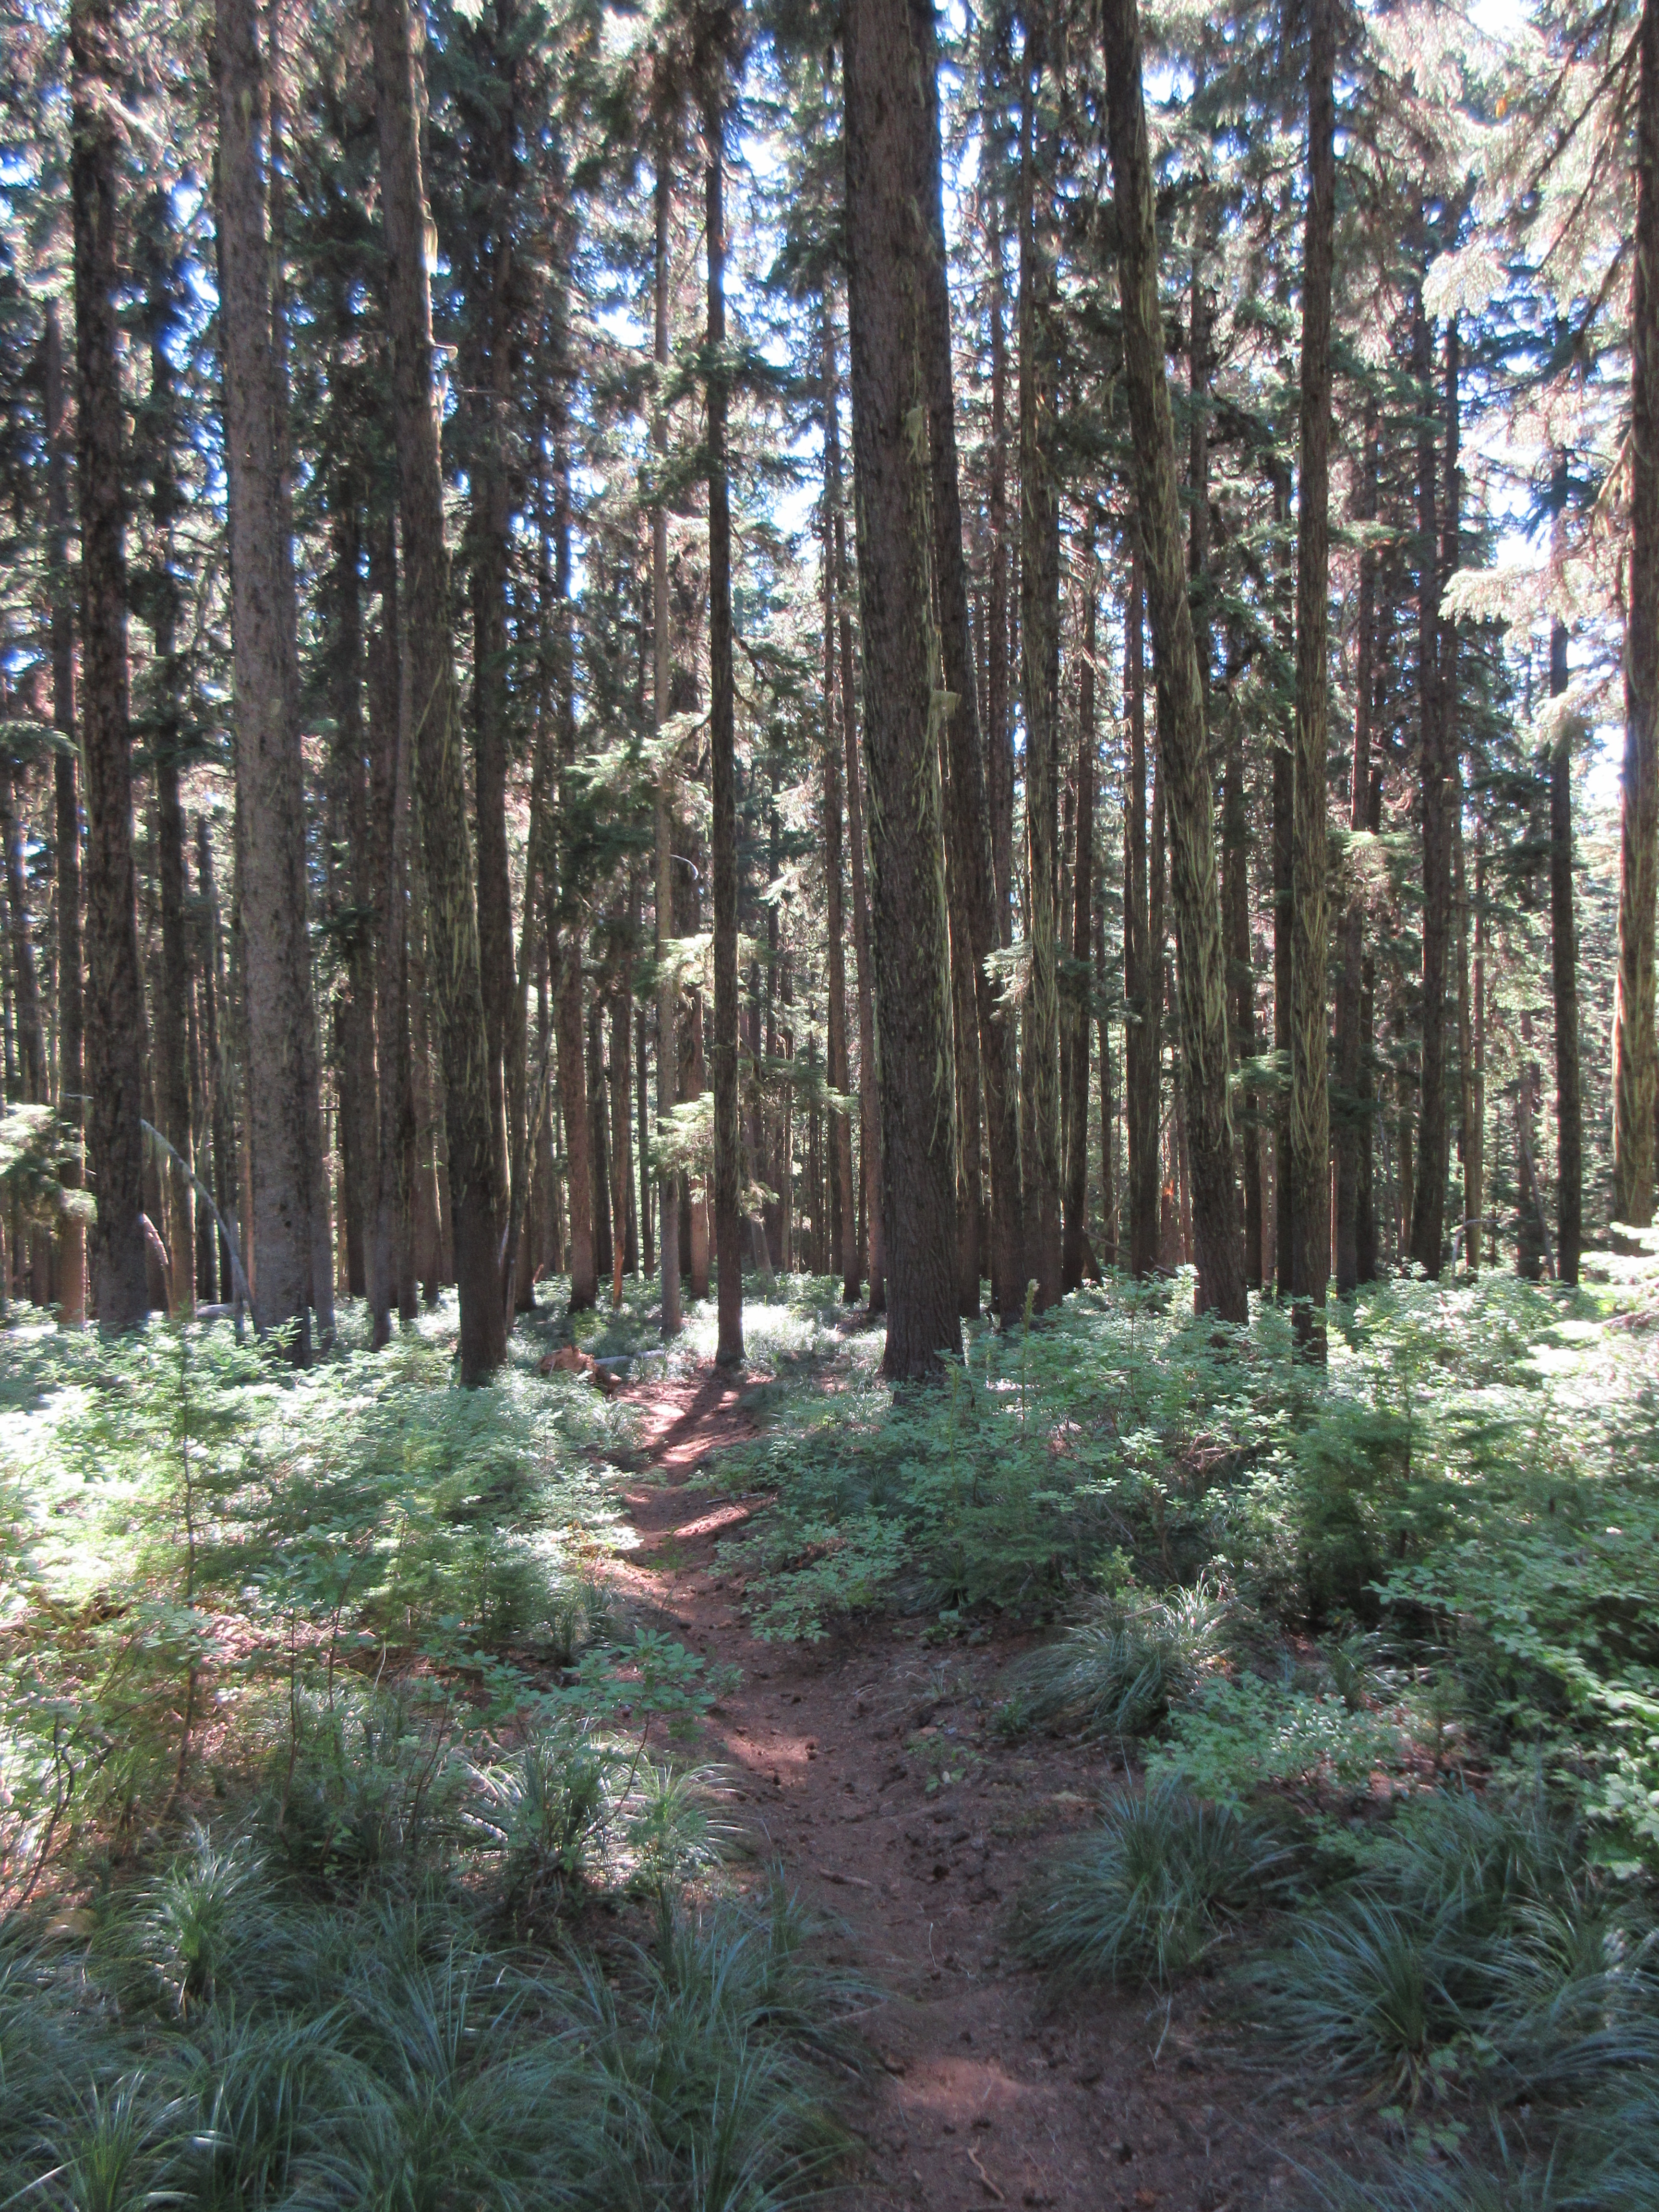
[1101,0,1245,1322]
[1334,408,1378,1297]
[913,15,1024,1324]
[1269,467,1293,1299]
[44,304,86,1323]
[371,0,505,1380]
[824,299,883,1311]
[1614,0,1659,1226]
[706,96,745,1368]
[819,297,856,1296]
[367,512,414,1341]
[1124,538,1159,1279]
[72,0,149,1331]
[549,269,596,1316]
[1551,614,1582,1284]
[216,0,323,1350]
[1409,285,1452,1276]
[844,0,963,1377]
[1018,18,1063,1310]
[986,197,1014,950]
[654,133,682,1339]
[1221,681,1261,1290]
[610,891,635,1305]
[328,478,378,1311]
[1289,0,1335,1357]
[1063,515,1098,1291]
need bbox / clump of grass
[1248,1785,1659,2109]
[999,1580,1230,1741]
[1015,1776,1287,1989]
[1,1839,860,2212]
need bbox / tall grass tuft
[1015,1776,1287,1989]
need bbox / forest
[0,0,1656,2200]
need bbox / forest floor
[608,1351,1328,2212]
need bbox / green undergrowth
[702,1264,1659,2207]
[0,1298,861,2208]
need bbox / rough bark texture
[1409,286,1452,1276]
[327,481,378,1310]
[1102,0,1246,1322]
[654,140,682,1339]
[706,102,745,1367]
[141,212,195,1318]
[1221,679,1261,1289]
[986,198,1014,950]
[825,305,884,1310]
[1018,21,1063,1310]
[72,0,149,1331]
[367,511,412,1344]
[844,0,963,1377]
[216,0,325,1350]
[1063,520,1097,1293]
[819,297,856,1299]
[1551,615,1582,1284]
[915,0,1024,1322]
[1123,540,1158,1279]
[45,303,86,1322]
[1614,0,1659,1227]
[371,0,505,1380]
[1289,0,1335,1355]
[1335,409,1378,1296]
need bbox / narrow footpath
[609,1365,1315,2212]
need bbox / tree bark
[371,0,505,1379]
[216,0,324,1351]
[706,95,745,1368]
[44,303,86,1322]
[367,510,414,1341]
[1335,408,1378,1296]
[1289,0,1335,1357]
[1409,285,1452,1276]
[986,194,1014,950]
[72,0,149,1330]
[1017,17,1063,1310]
[1614,0,1659,1227]
[819,297,856,1296]
[1101,0,1246,1322]
[824,295,883,1310]
[1551,614,1582,1284]
[654,132,682,1339]
[1063,514,1098,1292]
[844,0,963,1377]
[1221,676,1261,1289]
[327,469,378,1311]
[914,0,1024,1322]
[1124,538,1159,1279]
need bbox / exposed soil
[610,1360,1346,2212]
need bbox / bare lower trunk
[654,136,682,1339]
[1063,518,1098,1292]
[1551,615,1583,1283]
[1335,411,1379,1296]
[1614,0,1659,1226]
[371,0,504,1379]
[1101,0,1244,1322]
[1018,22,1063,1309]
[73,0,149,1330]
[1124,538,1159,1279]
[368,513,413,1342]
[1289,0,1335,1357]
[706,99,745,1368]
[820,298,856,1296]
[914,27,1024,1321]
[844,0,963,1376]
[44,306,86,1322]
[1408,290,1452,1275]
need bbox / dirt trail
[611,1364,1314,2212]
